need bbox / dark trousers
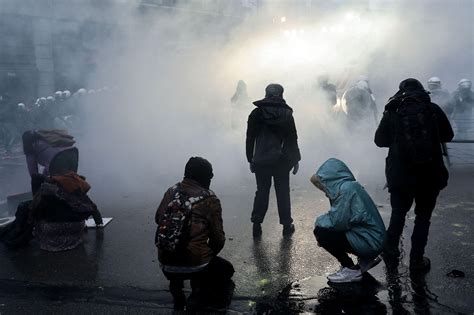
[251,165,292,225]
[163,256,234,308]
[386,188,439,260]
[314,226,356,267]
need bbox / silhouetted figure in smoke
[375,78,454,272]
[341,76,378,131]
[427,77,452,117]
[15,102,33,134]
[155,157,234,311]
[246,84,301,238]
[230,80,250,130]
[0,94,17,155]
[450,78,473,139]
[311,158,385,283]
[316,74,338,109]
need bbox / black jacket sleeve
[374,110,393,148]
[431,103,454,142]
[246,109,259,163]
[285,115,301,164]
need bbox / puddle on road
[250,274,387,314]
[246,263,460,314]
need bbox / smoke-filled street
[0,152,473,313]
[1,0,473,314]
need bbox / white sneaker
[358,256,382,273]
[327,267,362,283]
[327,267,344,279]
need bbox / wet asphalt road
[0,152,473,314]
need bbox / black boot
[169,280,186,310]
[253,223,262,238]
[282,224,295,236]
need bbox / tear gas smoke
[6,1,473,206]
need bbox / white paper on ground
[85,217,113,228]
[0,216,15,227]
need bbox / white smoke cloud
[49,0,472,203]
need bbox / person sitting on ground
[1,171,102,251]
[155,157,234,311]
[311,158,386,283]
[29,171,103,251]
[22,129,78,194]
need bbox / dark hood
[184,156,213,189]
[253,96,293,126]
[385,88,431,111]
[314,158,355,201]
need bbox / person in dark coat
[374,78,454,271]
[155,157,234,311]
[246,84,301,237]
[316,74,338,108]
[427,77,453,117]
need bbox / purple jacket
[26,138,74,176]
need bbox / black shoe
[253,223,262,238]
[172,293,186,310]
[173,301,186,311]
[410,256,431,272]
[282,224,295,236]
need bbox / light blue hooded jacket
[314,158,386,258]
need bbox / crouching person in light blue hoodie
[311,158,386,283]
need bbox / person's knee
[413,204,434,221]
[414,213,431,225]
[256,182,272,193]
[214,257,235,279]
[169,279,184,291]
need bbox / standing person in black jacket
[374,78,454,271]
[246,84,301,238]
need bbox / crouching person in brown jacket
[155,157,234,311]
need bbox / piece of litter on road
[85,217,113,228]
[447,270,465,278]
[0,216,15,227]
[229,238,233,241]
[258,279,270,286]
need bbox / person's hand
[292,162,299,175]
[249,162,255,173]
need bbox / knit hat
[184,157,213,189]
[265,83,284,98]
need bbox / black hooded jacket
[246,97,301,167]
[374,87,454,191]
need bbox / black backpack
[155,184,213,253]
[252,124,284,166]
[0,201,34,249]
[394,98,439,165]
